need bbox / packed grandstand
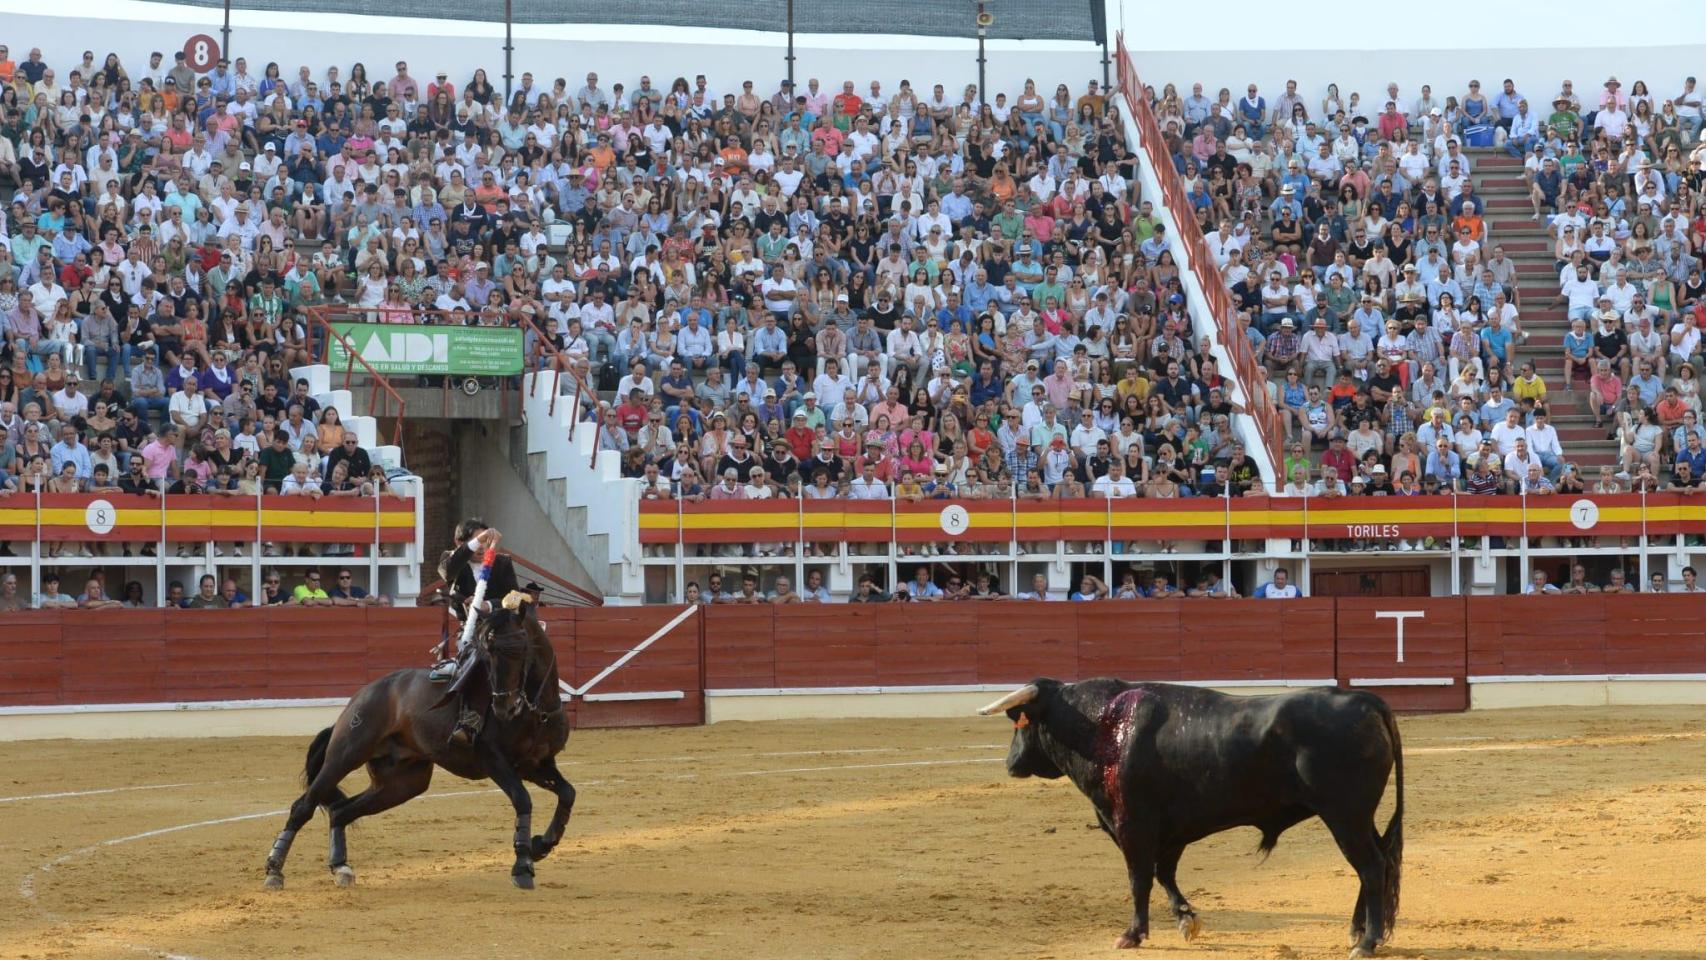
[1,37,1705,602]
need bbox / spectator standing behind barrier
[1255,569,1300,598]
[328,569,389,606]
[78,577,125,610]
[0,573,25,611]
[184,574,229,609]
[293,572,334,606]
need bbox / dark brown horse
[263,600,572,890]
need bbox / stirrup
[428,659,459,683]
[449,710,483,745]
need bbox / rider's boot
[449,708,483,747]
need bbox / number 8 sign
[183,34,221,72]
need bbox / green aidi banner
[329,323,524,376]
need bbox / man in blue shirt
[969,360,1003,408]
[934,290,973,333]
[1070,574,1109,601]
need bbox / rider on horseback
[434,518,541,747]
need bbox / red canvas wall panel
[1335,597,1467,710]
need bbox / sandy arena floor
[2,706,1705,960]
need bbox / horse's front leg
[479,739,535,889]
[524,759,577,861]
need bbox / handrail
[514,313,606,472]
[414,548,604,607]
[1114,35,1285,473]
[303,305,409,447]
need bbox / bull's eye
[1014,715,1030,729]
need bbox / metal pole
[222,0,232,64]
[1101,38,1111,90]
[786,0,796,88]
[503,0,515,104]
[975,2,987,103]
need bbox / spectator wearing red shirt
[614,388,649,440]
[831,81,863,129]
[785,410,816,459]
[1321,432,1357,481]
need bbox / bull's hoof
[1114,929,1143,949]
[1179,914,1203,942]
[332,865,355,888]
[511,871,536,891]
[263,872,284,890]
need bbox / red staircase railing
[304,305,409,447]
[515,314,607,470]
[1114,33,1285,475]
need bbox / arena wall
[4,598,1705,739]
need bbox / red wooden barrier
[6,599,1706,722]
[568,605,702,728]
[1469,594,1706,679]
[1335,598,1469,711]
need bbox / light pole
[786,0,796,88]
[975,1,989,102]
[503,0,515,104]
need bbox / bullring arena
[6,602,1706,959]
[5,707,1706,959]
[7,0,1706,956]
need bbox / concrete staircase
[520,372,641,602]
[1470,151,1620,470]
[288,364,404,471]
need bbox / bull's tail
[302,726,334,788]
[1376,702,1404,940]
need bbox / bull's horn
[978,684,1040,716]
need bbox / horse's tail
[1376,701,1404,940]
[302,726,335,788]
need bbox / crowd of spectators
[673,563,1298,603]
[1141,74,1706,498]
[0,43,409,532]
[0,564,389,609]
[5,40,1706,522]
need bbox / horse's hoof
[1348,947,1375,959]
[1114,931,1142,949]
[263,873,284,890]
[529,836,554,860]
[511,871,535,891]
[332,865,355,888]
[1179,914,1203,942]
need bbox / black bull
[980,679,1402,959]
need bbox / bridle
[485,626,559,723]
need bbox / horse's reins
[488,621,560,723]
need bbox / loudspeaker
[1090,0,1108,46]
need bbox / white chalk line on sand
[0,778,267,805]
[0,745,1005,808]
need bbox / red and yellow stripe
[637,493,1706,545]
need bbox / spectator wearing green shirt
[292,570,334,606]
[257,429,296,492]
[1547,96,1580,141]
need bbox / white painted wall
[8,0,1699,109]
[0,0,1101,101]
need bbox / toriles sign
[329,323,523,376]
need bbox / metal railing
[1114,34,1286,473]
[514,314,607,471]
[303,305,410,447]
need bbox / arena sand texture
[3,706,1705,960]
